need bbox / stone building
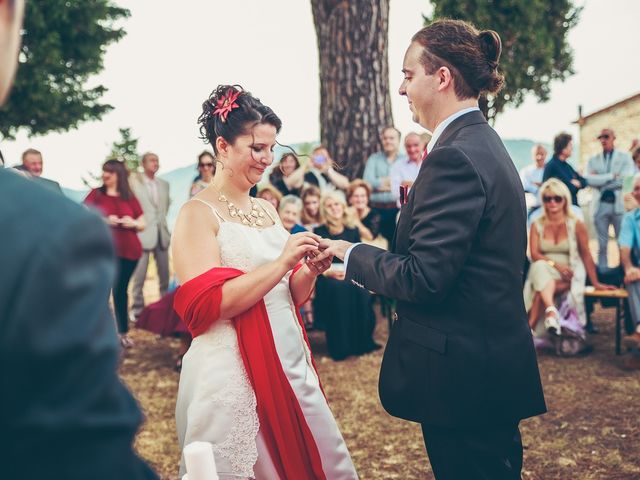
[575,91,640,169]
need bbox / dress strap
[256,198,277,224]
[190,198,226,223]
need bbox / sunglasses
[198,163,214,168]
[542,195,564,204]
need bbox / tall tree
[0,0,130,139]
[109,127,140,172]
[427,0,581,121]
[311,0,393,179]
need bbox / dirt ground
[120,294,640,480]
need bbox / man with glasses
[585,128,634,271]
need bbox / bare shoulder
[175,198,220,235]
[575,219,587,234]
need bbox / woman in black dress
[313,191,379,360]
[347,179,382,243]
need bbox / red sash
[174,266,326,480]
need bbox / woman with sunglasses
[190,151,216,198]
[524,178,613,339]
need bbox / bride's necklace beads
[218,191,266,227]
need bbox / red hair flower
[213,89,241,122]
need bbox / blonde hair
[320,191,356,235]
[538,178,574,221]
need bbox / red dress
[84,189,143,260]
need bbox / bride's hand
[306,249,333,276]
[278,232,321,270]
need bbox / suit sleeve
[3,210,157,479]
[346,146,486,304]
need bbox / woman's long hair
[538,178,574,222]
[320,191,356,235]
[300,185,322,226]
[100,159,134,200]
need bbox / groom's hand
[312,239,352,264]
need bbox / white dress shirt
[344,106,480,273]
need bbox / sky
[2,0,639,189]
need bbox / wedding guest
[524,179,612,336]
[313,191,378,360]
[190,150,216,197]
[363,126,408,244]
[0,2,157,477]
[130,152,171,319]
[270,152,304,197]
[84,159,146,348]
[303,145,350,193]
[279,194,307,233]
[18,148,62,193]
[347,179,382,243]
[618,174,640,350]
[390,132,424,204]
[519,144,547,211]
[301,185,322,229]
[257,183,283,210]
[585,128,634,270]
[543,132,587,206]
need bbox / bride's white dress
[176,200,358,480]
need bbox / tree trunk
[311,0,393,180]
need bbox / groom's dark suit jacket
[347,111,546,428]
[0,169,157,479]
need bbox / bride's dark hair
[198,85,282,155]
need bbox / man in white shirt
[519,144,547,211]
[390,132,424,204]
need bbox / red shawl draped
[173,266,326,480]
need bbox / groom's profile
[316,19,546,479]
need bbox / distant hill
[63,138,576,229]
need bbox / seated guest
[524,179,612,338]
[84,159,146,349]
[304,145,350,193]
[190,151,216,197]
[542,132,587,207]
[313,191,378,360]
[256,183,283,210]
[390,132,424,205]
[279,194,307,233]
[301,185,322,230]
[347,179,383,244]
[619,174,640,349]
[269,152,304,197]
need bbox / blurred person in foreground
[314,20,546,479]
[0,1,157,478]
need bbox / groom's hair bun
[198,84,282,155]
[412,19,505,99]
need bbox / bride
[172,85,358,479]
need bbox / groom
[314,20,546,479]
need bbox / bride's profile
[172,85,358,479]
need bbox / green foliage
[109,127,140,172]
[426,0,581,121]
[0,0,130,139]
